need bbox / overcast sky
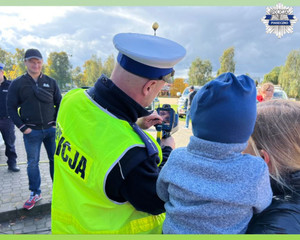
[0,6,299,79]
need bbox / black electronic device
[155,104,179,143]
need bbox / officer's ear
[142,80,159,96]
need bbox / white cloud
[0,6,299,79]
[0,7,77,31]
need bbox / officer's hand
[136,111,163,129]
[24,128,32,134]
[161,136,175,149]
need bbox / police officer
[0,63,19,172]
[51,32,186,234]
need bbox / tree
[0,48,13,72]
[278,49,300,98]
[6,65,19,80]
[12,48,26,76]
[170,78,188,97]
[263,66,281,85]
[217,47,235,76]
[188,58,212,86]
[45,51,72,90]
[72,66,84,88]
[102,54,115,78]
[82,55,103,86]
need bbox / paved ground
[158,97,178,106]
[0,210,51,234]
[0,128,53,234]
[0,109,192,234]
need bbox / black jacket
[87,75,172,215]
[186,90,197,110]
[7,72,62,132]
[0,76,10,118]
[247,171,300,234]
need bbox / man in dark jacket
[0,63,19,172]
[7,49,62,210]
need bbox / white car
[273,89,288,100]
[177,86,202,117]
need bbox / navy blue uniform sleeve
[105,146,172,215]
[160,146,172,168]
[7,79,28,132]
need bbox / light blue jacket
[157,136,272,234]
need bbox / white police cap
[0,63,4,70]
[113,33,186,80]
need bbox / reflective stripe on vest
[51,89,164,234]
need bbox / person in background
[258,82,274,102]
[0,63,19,172]
[7,49,62,210]
[184,86,196,129]
[256,87,263,102]
[157,72,272,234]
[51,32,186,234]
[246,100,300,234]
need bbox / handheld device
[155,104,179,144]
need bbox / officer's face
[25,58,43,76]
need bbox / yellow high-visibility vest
[51,89,164,234]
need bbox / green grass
[170,104,177,110]
[179,115,186,121]
[169,104,186,122]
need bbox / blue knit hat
[190,72,257,144]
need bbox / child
[157,72,272,234]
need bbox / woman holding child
[246,99,300,234]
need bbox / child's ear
[260,150,270,165]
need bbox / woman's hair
[260,82,274,93]
[251,99,300,188]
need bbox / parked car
[273,89,288,100]
[146,97,160,111]
[177,86,202,117]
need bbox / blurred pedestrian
[0,62,19,172]
[259,82,274,102]
[184,86,196,129]
[7,49,62,210]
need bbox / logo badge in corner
[262,3,297,38]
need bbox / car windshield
[182,88,190,97]
[273,90,288,99]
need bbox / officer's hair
[250,99,300,189]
